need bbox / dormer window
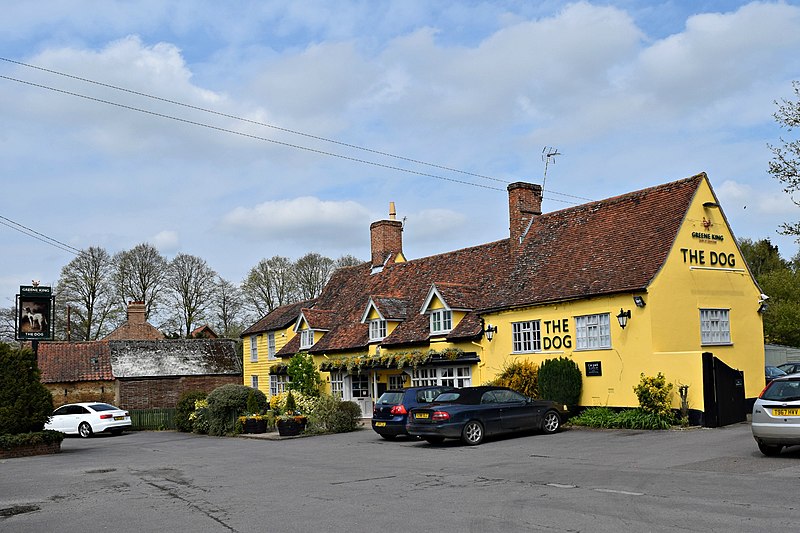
[300,329,315,349]
[430,309,452,334]
[369,319,387,341]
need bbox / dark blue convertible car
[406,386,568,445]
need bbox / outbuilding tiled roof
[38,341,113,383]
[259,174,706,355]
[109,339,241,378]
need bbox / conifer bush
[538,357,582,407]
[0,344,54,435]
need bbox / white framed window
[269,374,290,397]
[388,374,406,389]
[440,366,472,388]
[330,371,344,398]
[251,375,259,389]
[575,313,611,350]
[369,319,387,341]
[351,373,369,398]
[411,366,472,387]
[430,309,453,334]
[267,332,276,360]
[512,320,541,353]
[700,308,731,345]
[250,336,258,362]
[300,329,315,349]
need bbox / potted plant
[239,390,269,434]
[276,391,307,436]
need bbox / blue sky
[2,1,800,304]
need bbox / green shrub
[190,399,209,434]
[634,373,674,418]
[332,401,363,433]
[0,430,64,450]
[287,353,322,397]
[489,359,539,398]
[569,407,618,428]
[0,344,54,435]
[175,391,207,432]
[569,406,674,430]
[307,394,340,433]
[206,384,267,436]
[538,357,582,407]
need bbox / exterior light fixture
[633,296,646,308]
[616,309,631,329]
[703,201,720,208]
[484,324,498,341]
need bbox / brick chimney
[508,182,542,251]
[370,202,403,268]
[127,301,146,324]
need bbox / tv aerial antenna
[541,146,561,195]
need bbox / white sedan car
[45,402,131,438]
[752,373,800,455]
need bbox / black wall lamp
[616,309,631,329]
[633,295,646,308]
[484,324,498,341]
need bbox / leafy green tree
[768,80,800,236]
[287,353,322,397]
[0,344,54,434]
[738,238,788,278]
[759,268,800,346]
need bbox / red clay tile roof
[241,299,316,336]
[300,308,336,330]
[259,174,705,354]
[370,296,410,320]
[38,341,113,383]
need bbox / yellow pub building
[241,173,765,426]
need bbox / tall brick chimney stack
[508,182,543,252]
[370,202,403,268]
[127,301,146,324]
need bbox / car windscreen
[88,403,117,412]
[762,379,800,401]
[376,392,405,405]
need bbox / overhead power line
[0,57,594,203]
[0,215,81,255]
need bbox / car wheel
[424,436,445,445]
[541,410,561,434]
[758,442,782,456]
[78,422,93,438]
[461,420,484,445]
[380,434,395,440]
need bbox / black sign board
[585,361,602,377]
[16,285,54,341]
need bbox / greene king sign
[16,285,54,341]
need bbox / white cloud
[152,230,180,254]
[222,197,371,247]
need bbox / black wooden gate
[701,352,746,428]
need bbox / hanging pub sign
[16,284,55,341]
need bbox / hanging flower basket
[276,416,307,437]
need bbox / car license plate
[114,416,125,421]
[773,408,799,416]
[414,413,429,419]
[374,422,386,427]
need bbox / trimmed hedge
[538,357,582,407]
[206,385,267,436]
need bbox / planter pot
[277,417,307,437]
[243,419,267,434]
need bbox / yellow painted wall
[242,326,296,394]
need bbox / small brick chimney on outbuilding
[103,301,165,341]
[508,182,543,253]
[370,202,403,268]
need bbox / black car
[372,386,454,439]
[766,365,788,383]
[406,386,568,446]
[777,362,800,375]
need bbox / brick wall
[45,380,117,408]
[118,375,241,409]
[0,442,61,459]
